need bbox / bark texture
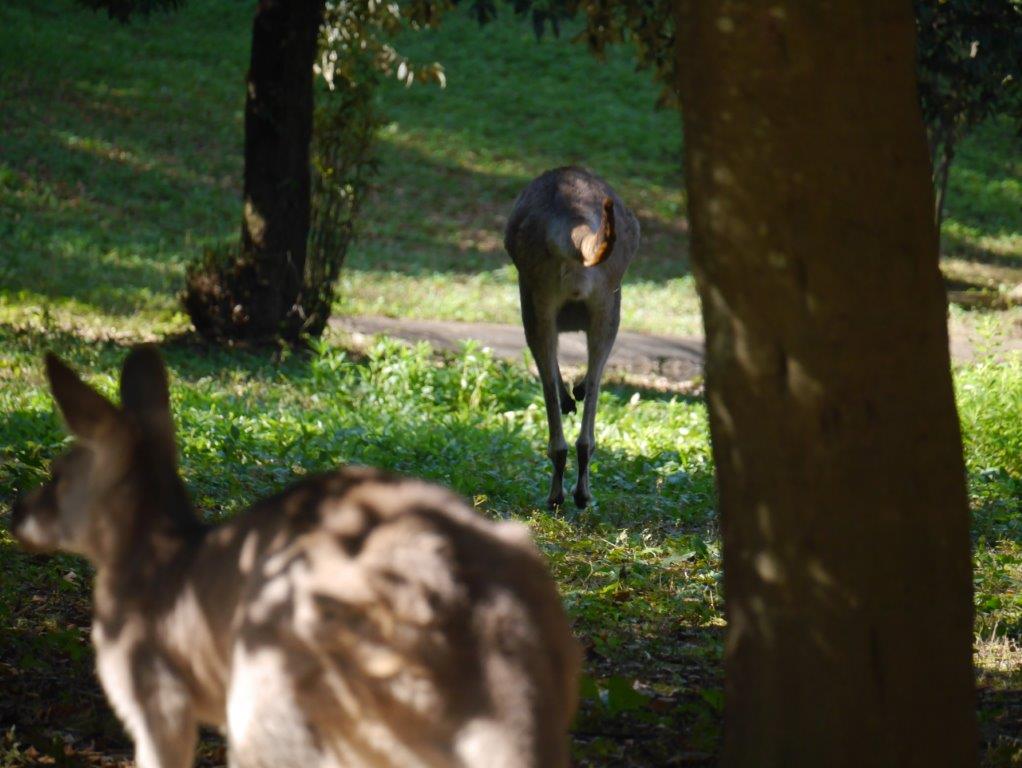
[673,3,977,766]
[184,0,325,343]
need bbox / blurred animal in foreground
[11,346,580,768]
[504,167,641,508]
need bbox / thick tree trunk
[673,3,977,766]
[184,0,325,343]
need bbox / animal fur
[504,167,640,508]
[11,347,580,768]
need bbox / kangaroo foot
[572,485,591,509]
[547,447,567,509]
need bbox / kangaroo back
[232,469,580,768]
[504,166,637,276]
[503,168,641,509]
[13,349,580,768]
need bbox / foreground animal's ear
[120,345,170,416]
[45,353,120,442]
[120,345,176,456]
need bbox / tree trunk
[673,3,977,766]
[184,0,325,343]
[934,139,955,242]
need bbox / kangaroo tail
[582,197,616,267]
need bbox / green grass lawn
[1,1,1021,765]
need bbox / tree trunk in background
[184,0,325,343]
[934,139,955,238]
[673,3,977,766]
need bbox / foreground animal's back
[15,348,577,768]
[504,166,638,275]
[230,466,580,768]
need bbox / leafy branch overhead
[318,0,451,91]
[303,0,458,338]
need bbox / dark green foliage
[509,0,1022,130]
[304,83,378,339]
[915,0,1022,229]
[76,0,184,23]
[279,0,451,340]
[916,0,1022,138]
[568,1,675,106]
[464,0,566,38]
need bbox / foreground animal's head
[11,346,188,562]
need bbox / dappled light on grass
[942,119,1022,268]
[0,329,726,764]
[2,321,1020,763]
[2,0,1017,339]
[0,331,719,764]
[960,355,1022,687]
[1,0,1021,763]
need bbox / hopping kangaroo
[504,167,640,508]
[11,347,580,768]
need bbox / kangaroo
[504,167,641,509]
[10,346,580,768]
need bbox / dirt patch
[333,310,1022,387]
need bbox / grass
[0,0,1021,765]
[2,1,1018,338]
[335,9,696,334]
[943,119,1022,267]
[1,326,1020,765]
[0,328,722,766]
[336,12,1022,334]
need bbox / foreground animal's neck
[94,464,207,602]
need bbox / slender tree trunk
[935,139,955,240]
[240,0,322,337]
[673,3,977,766]
[184,0,325,343]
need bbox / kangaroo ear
[45,353,120,442]
[120,345,170,416]
[120,345,176,458]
